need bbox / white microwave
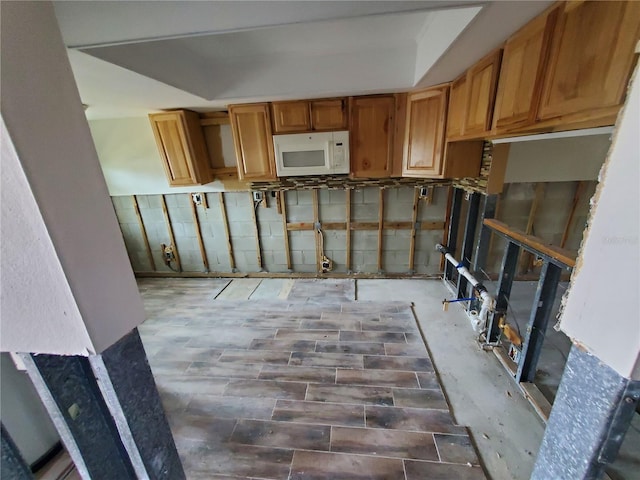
[273,131,349,177]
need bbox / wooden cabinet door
[149,110,211,186]
[463,49,502,136]
[350,96,395,178]
[403,86,449,178]
[446,75,467,139]
[311,99,348,130]
[229,104,276,180]
[271,101,311,133]
[492,8,558,132]
[538,1,640,121]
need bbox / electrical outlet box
[419,187,429,198]
[508,344,522,363]
[253,191,264,202]
[162,244,175,261]
[192,193,203,206]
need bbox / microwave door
[278,141,331,176]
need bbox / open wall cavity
[111,186,449,277]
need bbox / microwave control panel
[333,141,346,168]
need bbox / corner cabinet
[494,1,640,134]
[229,104,277,181]
[446,50,502,140]
[403,85,449,178]
[350,95,395,178]
[537,0,640,124]
[149,110,213,187]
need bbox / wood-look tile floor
[138,278,486,480]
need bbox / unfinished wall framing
[112,186,448,277]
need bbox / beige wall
[90,117,237,196]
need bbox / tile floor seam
[432,432,442,462]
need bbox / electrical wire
[166,260,179,272]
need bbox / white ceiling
[54,1,552,120]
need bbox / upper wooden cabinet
[311,99,348,130]
[537,0,640,124]
[350,95,395,178]
[271,98,347,134]
[403,85,449,178]
[445,50,502,140]
[492,8,558,132]
[463,50,502,136]
[149,110,212,187]
[229,103,276,181]
[494,1,639,134]
[271,101,311,134]
[446,75,466,139]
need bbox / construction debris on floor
[137,278,486,479]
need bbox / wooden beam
[377,188,384,272]
[484,218,576,268]
[520,183,546,274]
[189,194,209,272]
[199,112,230,126]
[132,195,155,271]
[280,191,292,269]
[285,220,445,231]
[312,189,320,272]
[160,195,181,272]
[560,181,587,248]
[287,222,315,231]
[249,192,263,270]
[408,188,420,272]
[275,192,282,215]
[351,222,380,230]
[219,192,236,271]
[487,193,503,271]
[346,188,351,271]
[419,222,445,230]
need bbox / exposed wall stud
[456,192,480,299]
[160,195,181,272]
[312,189,321,272]
[520,183,546,274]
[218,192,236,271]
[516,261,562,383]
[444,188,463,282]
[188,194,209,272]
[249,192,263,271]
[377,187,385,272]
[275,191,282,215]
[408,187,420,273]
[346,188,352,272]
[132,195,155,271]
[487,241,520,343]
[560,181,586,248]
[472,194,498,273]
[280,191,292,270]
[440,186,454,271]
